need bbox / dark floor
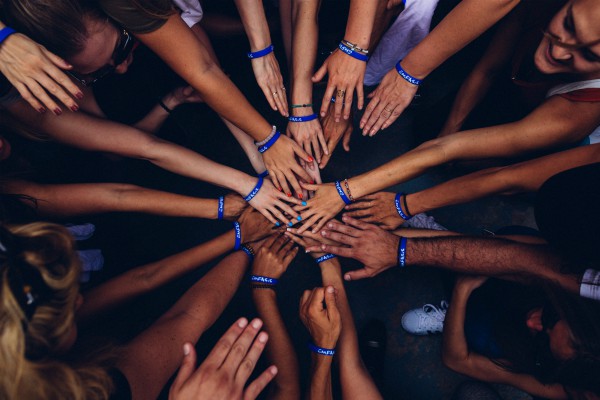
[11,2,540,399]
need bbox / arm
[0,20,81,113]
[3,180,247,220]
[133,86,203,133]
[235,0,288,116]
[442,277,567,399]
[250,235,301,400]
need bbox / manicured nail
[308,156,314,162]
[75,92,84,99]
[278,187,283,192]
[297,215,302,221]
[270,366,278,375]
[183,343,191,356]
[298,193,303,199]
[70,104,79,112]
[286,193,292,197]
[54,108,62,115]
[275,222,281,227]
[302,201,307,206]
[38,107,46,113]
[288,222,293,227]
[238,318,248,328]
[258,332,268,343]
[310,180,315,184]
[251,319,262,329]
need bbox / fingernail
[238,318,248,328]
[327,286,335,293]
[288,222,293,227]
[321,112,326,117]
[76,92,84,100]
[38,107,46,113]
[298,193,303,199]
[305,249,310,253]
[302,201,307,206]
[258,331,268,343]
[344,274,351,281]
[297,215,302,221]
[270,365,278,375]
[310,180,315,184]
[278,187,283,192]
[287,193,292,197]
[321,231,327,236]
[308,156,314,162]
[328,223,333,228]
[183,343,191,356]
[251,319,262,329]
[54,108,62,115]
[70,104,79,112]
[275,222,281,227]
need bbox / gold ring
[337,89,346,97]
[384,107,393,113]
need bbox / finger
[276,190,302,206]
[334,88,345,122]
[302,141,315,169]
[170,343,198,394]
[310,215,332,234]
[341,215,373,231]
[243,365,278,400]
[343,87,354,120]
[13,83,44,112]
[318,153,332,169]
[356,82,365,110]
[270,170,283,193]
[342,127,352,151]
[320,229,357,246]
[273,89,287,116]
[368,106,391,137]
[324,286,340,321]
[360,95,380,132]
[381,107,402,130]
[300,289,312,311]
[269,204,293,226]
[44,66,83,100]
[320,82,336,117]
[325,219,363,237]
[223,318,263,371]
[291,139,313,164]
[255,206,279,226]
[316,127,328,157]
[35,73,79,111]
[344,268,373,281]
[282,244,299,264]
[203,318,249,369]
[306,243,353,258]
[263,232,281,250]
[343,209,373,219]
[308,287,326,312]
[284,231,308,249]
[312,61,328,84]
[299,182,320,192]
[235,330,269,383]
[310,134,321,164]
[344,201,371,211]
[273,233,291,253]
[18,80,61,114]
[277,172,293,198]
[296,214,320,234]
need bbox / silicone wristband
[395,61,422,86]
[338,42,368,62]
[217,196,224,220]
[258,170,269,178]
[394,193,412,221]
[241,245,254,262]
[250,275,279,285]
[398,237,407,267]
[288,114,318,123]
[233,222,242,250]
[257,131,281,153]
[334,181,352,205]
[0,27,17,45]
[316,254,336,264]
[248,44,274,59]
[308,342,335,356]
[244,176,264,202]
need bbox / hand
[247,178,302,226]
[305,216,400,281]
[223,193,248,221]
[360,66,419,136]
[169,318,277,400]
[286,110,328,165]
[293,182,346,234]
[261,135,313,198]
[343,192,405,230]
[238,207,279,244]
[0,33,82,114]
[285,226,343,259]
[163,86,204,109]
[251,234,298,280]
[313,49,366,123]
[455,275,488,292]
[318,104,353,169]
[251,53,288,117]
[300,159,322,200]
[299,287,341,349]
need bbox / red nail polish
[298,193,303,199]
[278,187,283,192]
[70,104,79,112]
[76,92,84,99]
[310,180,315,184]
[38,107,46,113]
[54,108,62,115]
[308,156,314,162]
[287,193,292,197]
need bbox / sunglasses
[68,28,135,87]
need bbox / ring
[273,91,278,95]
[384,107,393,113]
[281,87,286,91]
[336,89,346,97]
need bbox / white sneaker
[403,213,447,231]
[401,301,448,335]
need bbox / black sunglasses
[68,28,135,87]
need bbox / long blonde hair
[0,223,113,399]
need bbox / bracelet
[233,221,242,250]
[250,275,279,285]
[217,196,224,220]
[291,103,313,109]
[250,284,276,290]
[343,179,354,202]
[247,44,274,59]
[397,237,407,267]
[258,170,269,178]
[288,114,318,123]
[394,193,413,221]
[257,131,281,153]
[308,342,335,356]
[241,245,255,262]
[338,42,369,62]
[158,99,172,113]
[340,39,369,54]
[255,126,277,147]
[244,176,264,202]
[316,254,336,264]
[0,27,17,46]
[334,181,352,205]
[395,61,422,86]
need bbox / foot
[401,300,448,335]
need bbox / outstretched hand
[343,192,405,230]
[304,216,400,281]
[169,318,277,400]
[299,287,341,349]
[318,103,352,169]
[251,234,298,280]
[251,53,288,117]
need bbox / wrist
[291,106,315,117]
[399,56,428,80]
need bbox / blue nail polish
[288,222,293,227]
[302,201,307,206]
[275,222,281,227]
[297,215,302,221]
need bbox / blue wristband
[338,42,368,62]
[217,196,224,220]
[258,170,269,178]
[308,342,335,356]
[250,275,279,285]
[316,254,336,264]
[0,27,16,45]
[398,237,407,267]
[233,221,242,250]
[394,193,412,221]
[395,61,422,86]
[330,96,345,105]
[334,181,352,205]
[257,131,281,153]
[288,114,318,123]
[244,176,264,202]
[241,245,254,262]
[248,44,274,59]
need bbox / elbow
[442,351,469,375]
[136,135,167,163]
[491,165,528,195]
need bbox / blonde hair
[0,222,113,399]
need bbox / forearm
[401,0,520,79]
[235,0,272,50]
[252,290,301,399]
[132,100,172,133]
[308,356,334,400]
[78,230,236,320]
[344,0,379,49]
[441,284,472,368]
[290,0,320,104]
[222,118,266,174]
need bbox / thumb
[170,343,198,394]
[324,286,340,321]
[342,129,351,152]
[183,86,194,96]
[344,268,372,281]
[312,61,328,83]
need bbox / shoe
[401,300,448,335]
[403,213,447,231]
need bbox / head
[0,222,111,399]
[534,0,600,78]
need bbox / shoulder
[98,0,175,34]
